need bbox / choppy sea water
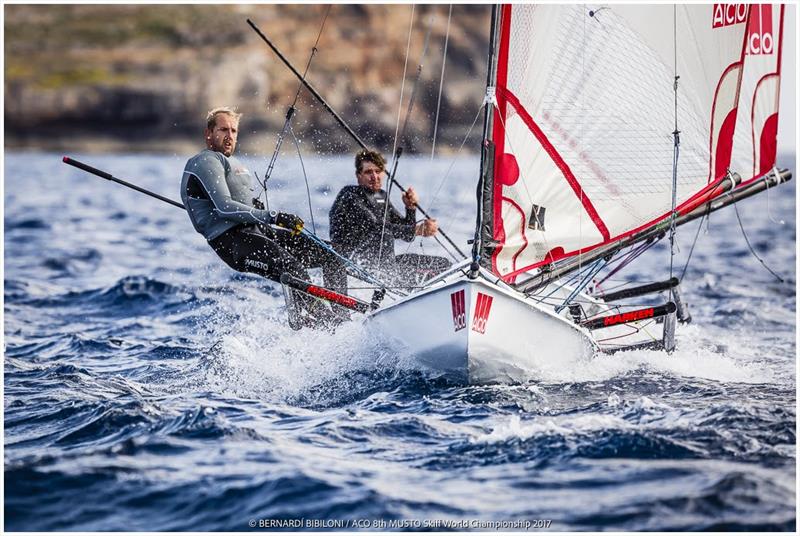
[4,151,796,531]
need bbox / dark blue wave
[5,217,51,230]
[15,276,199,320]
[4,153,795,531]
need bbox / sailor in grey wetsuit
[181,107,346,295]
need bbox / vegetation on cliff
[5,4,490,154]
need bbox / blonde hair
[206,107,242,129]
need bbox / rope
[555,259,607,314]
[430,4,452,160]
[595,238,655,287]
[253,171,270,213]
[532,264,588,304]
[299,229,406,297]
[595,320,660,344]
[766,166,786,225]
[732,198,784,283]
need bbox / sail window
[527,204,546,231]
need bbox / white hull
[366,267,600,384]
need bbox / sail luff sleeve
[472,4,501,274]
[486,4,512,275]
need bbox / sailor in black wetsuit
[329,149,450,285]
[180,107,347,312]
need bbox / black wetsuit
[329,185,450,285]
[180,150,346,292]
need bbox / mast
[469,4,501,278]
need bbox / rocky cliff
[4,4,491,155]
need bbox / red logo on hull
[471,292,494,334]
[451,290,466,331]
[712,4,748,28]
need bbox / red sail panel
[731,4,785,186]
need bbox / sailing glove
[273,211,304,235]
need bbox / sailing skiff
[62,5,792,385]
[363,4,792,383]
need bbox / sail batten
[484,4,766,281]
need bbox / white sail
[489,4,749,280]
[731,4,785,184]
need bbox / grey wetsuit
[180,149,273,241]
[179,149,347,296]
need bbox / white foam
[194,290,407,402]
[192,281,789,401]
[520,323,784,385]
[474,413,631,443]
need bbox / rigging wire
[667,4,680,284]
[391,4,416,163]
[532,264,589,305]
[594,238,656,288]
[555,259,607,313]
[394,14,435,157]
[430,4,452,160]
[378,5,417,270]
[258,5,332,195]
[288,124,316,234]
[426,103,485,211]
[378,11,437,269]
[433,234,461,262]
[679,211,707,281]
[401,101,484,261]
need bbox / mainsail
[730,4,785,185]
[483,4,759,281]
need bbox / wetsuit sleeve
[388,202,417,242]
[187,153,274,226]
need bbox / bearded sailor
[180,107,347,322]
